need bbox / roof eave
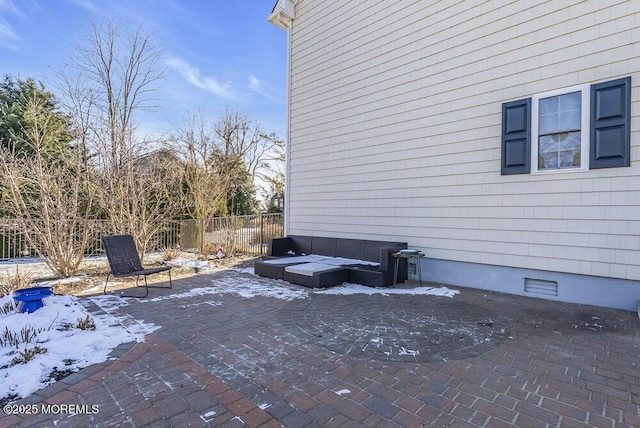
[267,0,295,30]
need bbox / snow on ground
[263,255,379,266]
[229,266,255,275]
[0,294,156,401]
[316,283,459,297]
[142,273,309,303]
[166,257,216,273]
[0,259,55,282]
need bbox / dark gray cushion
[363,240,385,262]
[291,236,313,254]
[336,239,365,260]
[311,237,337,257]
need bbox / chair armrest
[379,246,406,271]
[269,237,293,256]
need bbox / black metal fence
[0,214,283,260]
[180,213,284,255]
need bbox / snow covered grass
[0,294,156,403]
[0,252,212,284]
[166,257,217,273]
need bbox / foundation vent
[408,262,416,275]
[524,278,558,296]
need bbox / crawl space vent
[524,278,558,296]
[408,262,416,275]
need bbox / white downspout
[284,19,292,236]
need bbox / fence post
[259,213,264,255]
[199,218,205,254]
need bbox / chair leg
[158,270,172,289]
[148,271,172,289]
[106,271,170,298]
[120,278,149,298]
[141,276,149,298]
[103,273,111,294]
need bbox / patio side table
[391,252,425,287]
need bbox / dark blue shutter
[501,98,531,175]
[590,77,631,169]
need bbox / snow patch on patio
[89,294,132,312]
[228,266,255,275]
[0,294,154,402]
[316,283,459,297]
[135,275,309,302]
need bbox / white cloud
[0,21,19,50]
[64,0,98,12]
[166,56,235,99]
[0,0,21,50]
[248,75,285,104]
[0,0,20,14]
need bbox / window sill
[530,167,588,176]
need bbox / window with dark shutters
[501,77,631,175]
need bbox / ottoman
[283,263,348,288]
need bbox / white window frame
[531,84,590,174]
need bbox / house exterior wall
[284,0,640,309]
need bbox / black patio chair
[102,234,172,298]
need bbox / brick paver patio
[2,261,639,427]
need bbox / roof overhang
[267,0,296,30]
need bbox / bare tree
[54,67,98,169]
[173,110,227,220]
[0,94,95,277]
[60,17,180,259]
[214,107,285,184]
[74,18,165,159]
[175,107,285,218]
[211,107,285,214]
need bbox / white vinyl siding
[286,0,640,281]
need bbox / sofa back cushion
[311,237,337,257]
[287,236,408,265]
[362,240,408,263]
[336,239,365,260]
[379,242,408,270]
[363,240,384,262]
[290,236,313,255]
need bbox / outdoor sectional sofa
[254,235,408,288]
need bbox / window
[501,77,630,175]
[532,85,589,173]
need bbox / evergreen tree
[0,75,72,158]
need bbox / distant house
[270,191,285,211]
[268,1,640,310]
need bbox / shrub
[0,266,33,297]
[0,300,15,315]
[250,224,284,244]
[76,315,96,331]
[161,247,181,261]
[11,345,47,365]
[0,325,44,348]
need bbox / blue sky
[0,0,287,138]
